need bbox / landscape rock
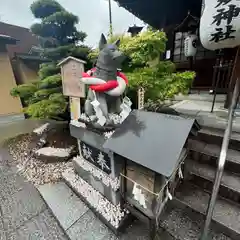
[33,123,50,135]
[34,146,76,163]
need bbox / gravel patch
[6,133,73,186]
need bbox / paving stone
[0,170,33,200]
[1,185,46,230]
[176,183,240,237]
[101,220,174,240]
[120,220,150,240]
[38,182,89,230]
[7,209,68,240]
[66,210,113,240]
[0,147,16,167]
[104,234,119,240]
[0,218,7,240]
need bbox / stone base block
[62,167,132,234]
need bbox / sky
[0,0,145,47]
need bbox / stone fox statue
[81,34,127,128]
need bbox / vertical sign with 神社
[200,0,240,50]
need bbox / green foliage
[11,79,67,120]
[25,94,67,119]
[127,68,195,101]
[45,44,90,61]
[38,63,60,79]
[10,83,38,102]
[88,30,167,68]
[31,0,63,18]
[34,87,62,99]
[10,0,89,120]
[38,74,62,89]
[30,0,86,45]
[11,74,63,106]
[87,29,195,103]
[121,30,167,66]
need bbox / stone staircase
[158,126,240,240]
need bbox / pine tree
[11,0,90,120]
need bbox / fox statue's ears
[113,39,120,47]
[99,34,121,50]
[99,34,107,50]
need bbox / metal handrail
[201,78,240,240]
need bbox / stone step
[160,199,232,240]
[175,182,240,240]
[186,159,240,203]
[38,181,145,240]
[38,181,114,240]
[195,127,240,151]
[188,139,240,174]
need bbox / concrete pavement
[0,147,68,240]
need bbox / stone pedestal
[68,123,129,232]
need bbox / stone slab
[176,182,240,237]
[66,210,114,240]
[119,220,150,240]
[70,124,108,152]
[0,147,17,168]
[174,93,226,103]
[172,100,223,113]
[187,159,240,195]
[160,200,232,240]
[73,157,120,205]
[0,218,7,240]
[38,182,89,230]
[7,209,68,240]
[171,99,240,133]
[1,185,46,230]
[0,119,49,143]
[0,113,25,125]
[0,169,33,200]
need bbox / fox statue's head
[96,34,125,72]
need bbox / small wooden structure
[103,110,199,238]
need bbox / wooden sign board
[59,57,86,98]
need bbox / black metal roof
[115,0,202,29]
[104,110,195,177]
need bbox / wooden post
[58,56,86,154]
[225,47,240,108]
[138,87,145,110]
